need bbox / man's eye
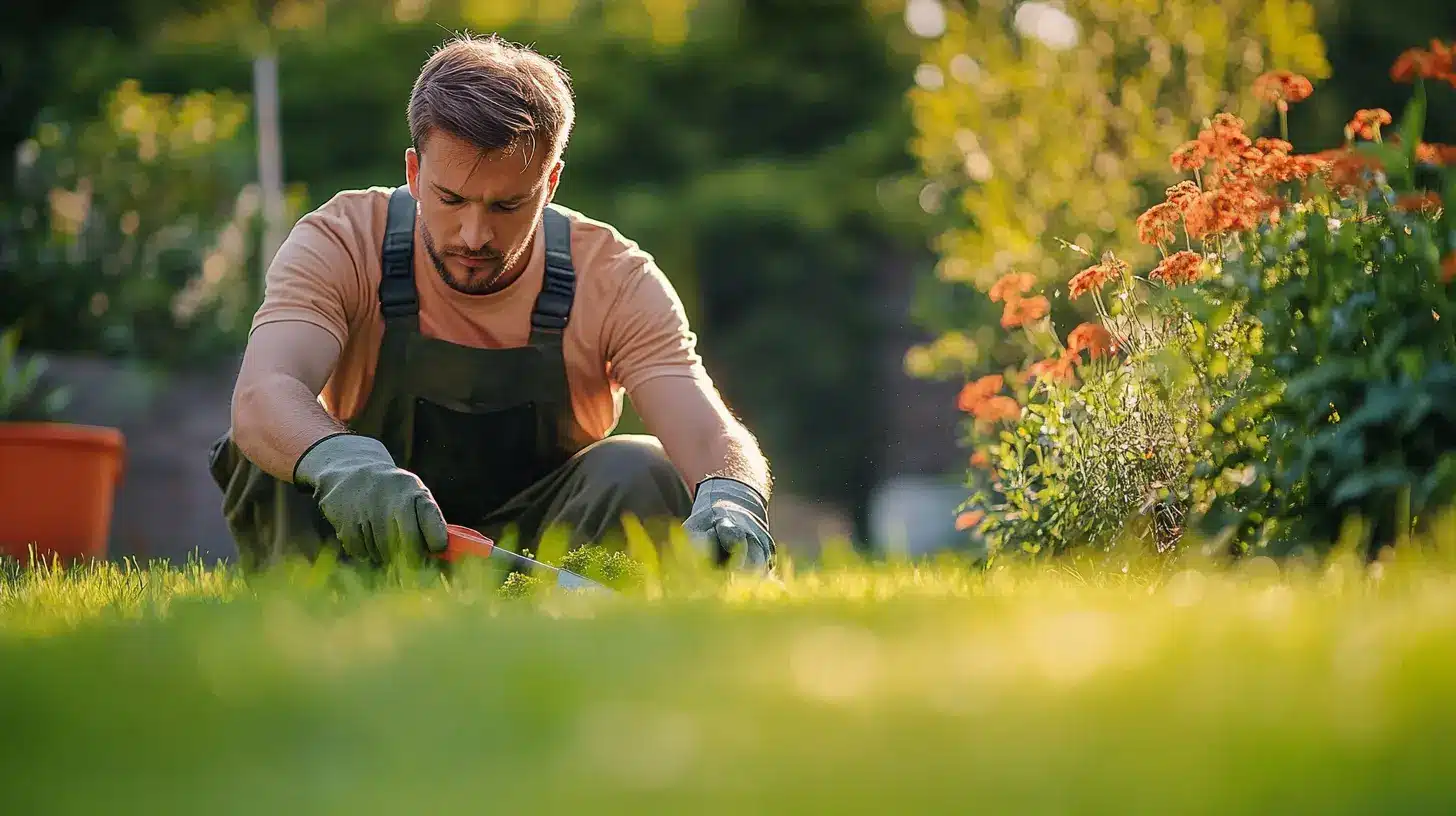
[440,196,464,206]
[495,201,521,212]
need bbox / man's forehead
[422,135,550,196]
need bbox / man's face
[405,129,562,295]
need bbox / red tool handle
[439,523,495,562]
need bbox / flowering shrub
[956,40,1456,562]
[956,248,1253,557]
[1194,41,1456,558]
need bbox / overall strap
[529,204,576,345]
[379,185,419,326]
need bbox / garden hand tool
[438,523,613,594]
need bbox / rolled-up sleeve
[249,196,368,351]
[602,260,711,395]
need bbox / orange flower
[1136,201,1180,246]
[1027,353,1076,384]
[1393,191,1443,213]
[1267,152,1326,184]
[1318,147,1384,197]
[1067,322,1113,360]
[1150,250,1205,286]
[1001,294,1050,328]
[1170,139,1209,172]
[1165,180,1202,208]
[1390,48,1431,82]
[972,395,1021,425]
[955,510,986,531]
[1392,40,1456,85]
[1254,137,1293,155]
[957,374,1004,413]
[1030,353,1076,383]
[1198,113,1254,175]
[1443,252,1456,283]
[1253,70,1314,111]
[1417,143,1456,166]
[970,449,991,469]
[988,272,1036,303]
[1068,261,1117,299]
[1347,108,1393,140]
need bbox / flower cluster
[956,373,1020,430]
[1252,69,1313,112]
[988,271,1051,329]
[1346,108,1392,141]
[953,38,1455,558]
[1391,39,1456,86]
[1069,255,1128,300]
[1417,143,1456,166]
[1150,250,1204,286]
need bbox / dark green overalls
[209,187,691,571]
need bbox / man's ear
[405,147,421,198]
[546,159,564,202]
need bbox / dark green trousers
[474,434,693,555]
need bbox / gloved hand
[293,432,449,565]
[682,476,776,574]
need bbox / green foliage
[557,546,648,592]
[959,40,1456,563]
[0,79,276,365]
[957,252,1253,559]
[496,570,546,600]
[0,326,71,422]
[1194,77,1456,557]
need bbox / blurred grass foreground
[4,528,1456,814]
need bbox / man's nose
[458,208,493,251]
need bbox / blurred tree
[0,0,229,196]
[0,80,265,364]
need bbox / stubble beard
[420,222,527,296]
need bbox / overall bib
[209,186,594,570]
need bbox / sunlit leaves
[905,0,1329,292]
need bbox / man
[208,33,777,575]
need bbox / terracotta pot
[0,422,125,564]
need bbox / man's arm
[600,258,772,500]
[630,375,773,501]
[229,191,371,483]
[231,321,348,482]
[604,257,776,570]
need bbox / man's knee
[573,435,691,518]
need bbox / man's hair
[408,33,575,164]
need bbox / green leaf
[1417,455,1456,508]
[1400,390,1435,433]
[1330,467,1412,505]
[1441,167,1456,246]
[1341,386,1407,432]
[1399,78,1428,185]
[1283,360,1352,403]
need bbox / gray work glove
[293,433,449,565]
[682,477,776,574]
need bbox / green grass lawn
[3,538,1456,814]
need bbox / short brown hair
[408,33,575,163]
